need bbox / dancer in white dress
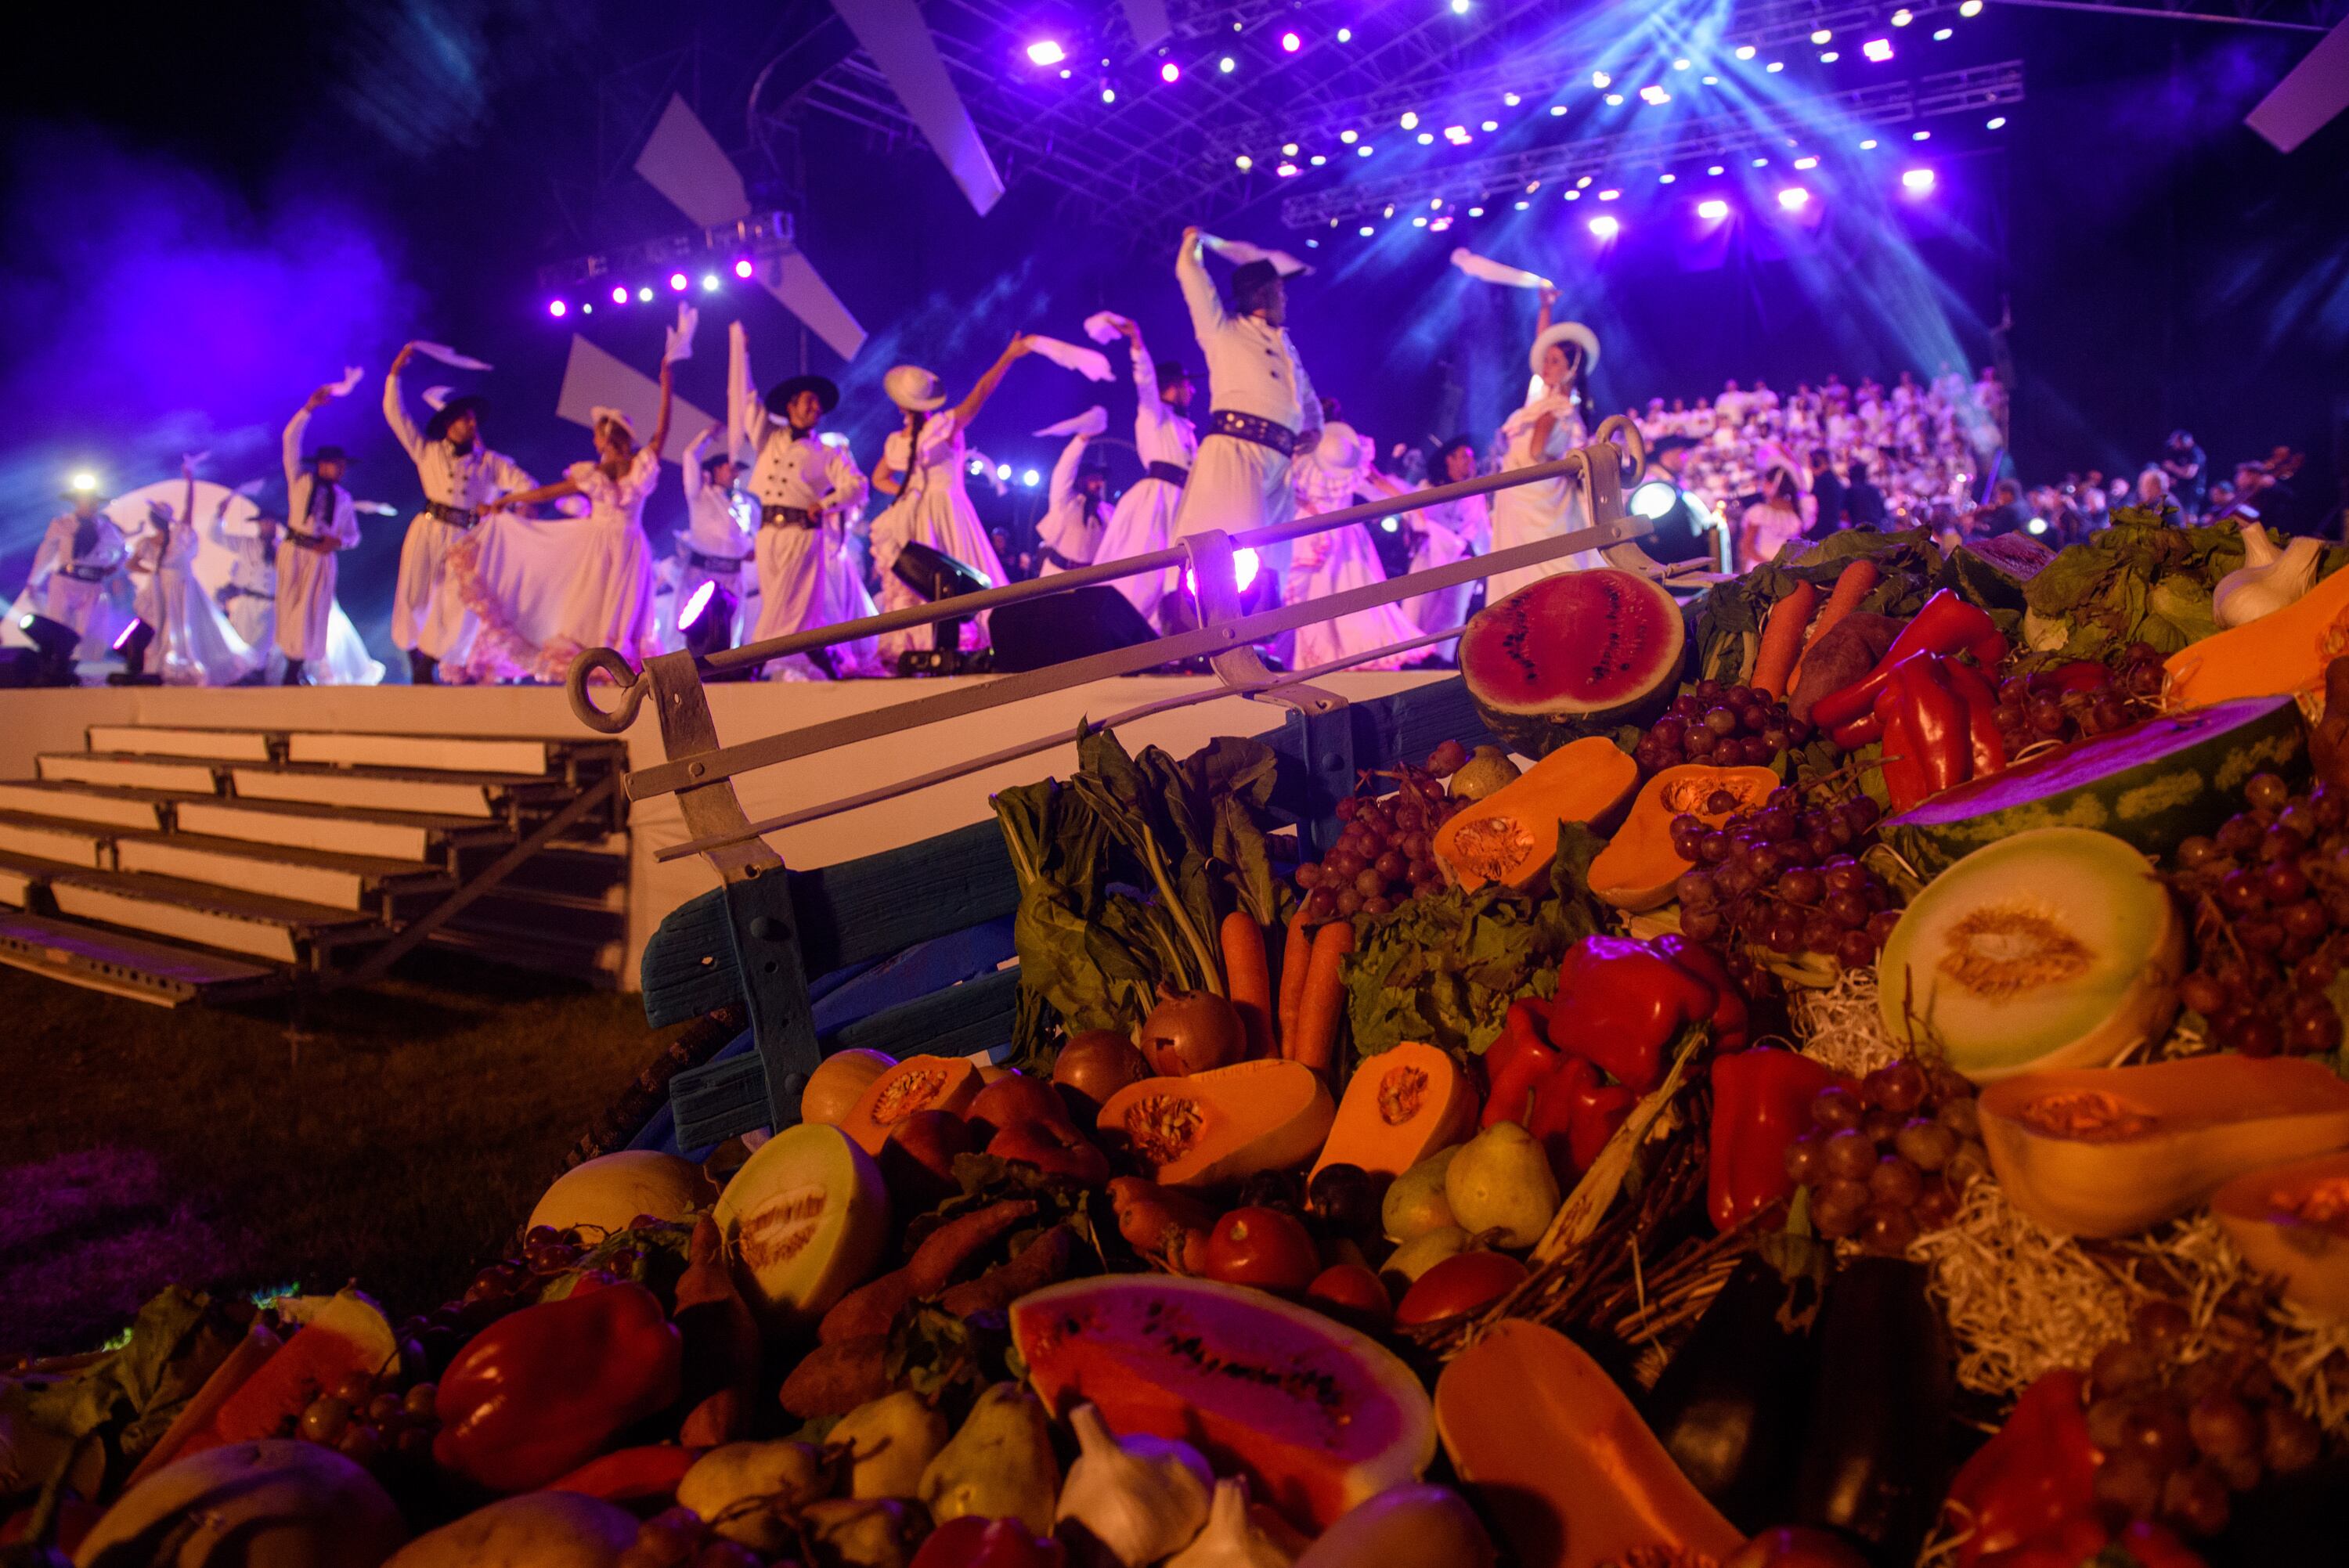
[726,327,870,679]
[1402,436,1492,659]
[276,381,363,684]
[21,483,128,658]
[1091,316,1196,621]
[813,499,885,677]
[130,460,262,687]
[1487,287,1602,604]
[1037,424,1107,576]
[870,341,1030,665]
[1285,420,1428,673]
[206,497,276,656]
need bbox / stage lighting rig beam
[536,211,797,296]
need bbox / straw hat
[884,366,948,412]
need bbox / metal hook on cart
[566,647,651,734]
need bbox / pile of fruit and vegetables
[16,508,2349,1568]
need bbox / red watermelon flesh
[192,1291,398,1450]
[1460,568,1686,755]
[1009,1275,1434,1532]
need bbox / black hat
[1229,260,1283,313]
[424,395,488,443]
[700,447,738,472]
[305,445,348,467]
[1154,359,1191,387]
[1077,446,1110,476]
[765,375,841,418]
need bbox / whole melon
[74,1439,404,1568]
[1459,568,1687,758]
[384,1491,637,1568]
[528,1152,712,1239]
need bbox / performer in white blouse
[1167,229,1321,602]
[1285,416,1427,672]
[21,481,128,655]
[869,339,1030,665]
[1402,436,1492,658]
[1487,287,1602,604]
[1090,315,1196,621]
[1036,424,1107,576]
[383,346,535,684]
[128,459,262,687]
[276,381,363,684]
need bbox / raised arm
[1535,283,1557,342]
[1175,227,1225,344]
[646,361,675,463]
[180,456,197,539]
[682,423,718,503]
[481,476,583,515]
[1119,319,1161,409]
[1048,431,1089,511]
[727,323,766,463]
[381,344,425,461]
[951,335,1034,428]
[284,382,333,496]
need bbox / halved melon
[1876,827,2183,1083]
[196,1290,398,1451]
[529,1151,713,1240]
[839,1054,983,1155]
[1460,569,1687,759]
[1096,1060,1336,1188]
[1431,736,1639,892]
[1010,1275,1434,1532]
[2212,1151,2349,1320]
[1311,1043,1477,1183]
[714,1123,892,1328]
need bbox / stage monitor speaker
[0,647,43,688]
[990,584,1159,672]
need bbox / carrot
[1752,580,1818,698]
[1221,910,1275,1058]
[1788,559,1881,694]
[1277,912,1314,1055]
[1290,920,1355,1077]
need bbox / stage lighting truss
[1281,59,2022,230]
[536,210,796,300]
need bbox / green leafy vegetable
[1692,529,1950,685]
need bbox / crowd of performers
[16,230,2024,687]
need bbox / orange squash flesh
[1588,764,1781,912]
[2212,1151,2349,1321]
[1310,1042,1478,1183]
[1435,1317,1744,1568]
[2163,558,2349,708]
[1977,1055,2349,1239]
[838,1054,983,1155]
[1097,1059,1337,1188]
[1433,736,1639,894]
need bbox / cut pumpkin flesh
[1311,1042,1478,1183]
[1978,1055,2349,1239]
[714,1122,892,1328]
[1096,1059,1336,1188]
[1877,827,2181,1083]
[2212,1152,2349,1321]
[1435,1317,1744,1568]
[1587,764,1779,912]
[838,1054,983,1155]
[1432,735,1639,893]
[2163,554,2349,708]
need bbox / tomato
[1394,1249,1528,1326]
[1305,1263,1393,1328]
[1200,1206,1321,1294]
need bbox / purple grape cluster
[1672,787,1900,982]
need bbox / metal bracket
[1185,530,1347,719]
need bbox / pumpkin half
[2164,552,2349,708]
[1432,735,1638,893]
[1310,1042,1478,1183]
[1587,764,1780,912]
[1097,1058,1337,1188]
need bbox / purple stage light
[1811,27,1832,44]
[1218,55,1235,73]
[1589,214,1620,238]
[1864,38,1893,62]
[1913,129,1932,141]
[1902,167,1936,194]
[1698,198,1730,220]
[1026,40,1066,67]
[669,272,688,292]
[1160,61,1179,82]
[734,258,755,279]
[612,285,630,305]
[548,300,567,319]
[1281,31,1300,52]
[1987,115,2007,129]
[1777,186,1810,211]
[701,272,720,291]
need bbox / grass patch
[1,952,669,1357]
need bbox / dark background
[3,1,2344,658]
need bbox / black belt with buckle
[680,546,750,574]
[1038,545,1086,572]
[283,530,337,553]
[424,501,479,528]
[1144,460,1190,488]
[219,583,272,600]
[760,504,817,530]
[61,563,115,582]
[1205,409,1299,456]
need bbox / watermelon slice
[1460,569,1687,758]
[1009,1276,1434,1532]
[188,1290,397,1451]
[1882,695,2304,875]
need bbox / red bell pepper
[1875,685,1931,813]
[1548,935,1723,1094]
[1941,658,2010,777]
[1813,589,2008,733]
[1650,933,1750,1051]
[1889,653,1970,795]
[1708,1047,1838,1231]
[432,1278,683,1494]
[911,1515,1069,1568]
[1526,1055,1638,1176]
[1943,1368,2101,1568]
[1481,998,1559,1130]
[547,1442,702,1504]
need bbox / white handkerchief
[330,366,365,396]
[1028,336,1112,382]
[664,303,700,365]
[1203,235,1313,276]
[421,386,455,412]
[1035,406,1110,438]
[407,341,494,372]
[1083,311,1131,345]
[1451,247,1553,290]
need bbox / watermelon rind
[1882,695,2305,877]
[1461,570,1690,759]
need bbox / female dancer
[1285,414,1428,673]
[868,337,1030,664]
[1402,435,1491,659]
[1486,287,1603,604]
[131,458,262,686]
[1736,448,1810,568]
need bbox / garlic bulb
[2214,521,2323,629]
[1166,1478,1295,1568]
[1054,1404,1212,1567]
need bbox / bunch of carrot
[1751,557,1882,699]
[1214,908,1352,1080]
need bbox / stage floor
[0,671,1448,991]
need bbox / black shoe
[408,651,437,686]
[281,658,306,687]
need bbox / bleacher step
[0,909,283,1007]
[85,726,276,762]
[227,763,569,820]
[38,753,225,795]
[0,812,112,870]
[0,781,175,833]
[174,797,512,863]
[113,833,454,913]
[286,732,576,777]
[46,866,387,964]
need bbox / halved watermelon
[1009,1276,1434,1532]
[1460,570,1687,758]
[189,1290,398,1451]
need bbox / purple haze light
[733,258,755,279]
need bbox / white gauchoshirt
[282,404,360,549]
[1175,238,1321,434]
[680,427,755,558]
[1128,337,1197,470]
[382,366,533,508]
[1037,432,1105,568]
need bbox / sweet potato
[937,1225,1078,1319]
[817,1198,1038,1344]
[1788,611,1903,723]
[1107,1176,1216,1270]
[674,1215,761,1444]
[779,1334,890,1419]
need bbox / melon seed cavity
[871,1069,947,1125]
[1936,904,2093,1000]
[1449,816,1536,881]
[739,1184,829,1267]
[1126,1095,1205,1166]
[2017,1090,2155,1142]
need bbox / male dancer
[1167,228,1320,625]
[729,324,866,677]
[23,478,127,653]
[1091,315,1195,621]
[207,495,276,661]
[280,381,362,685]
[676,422,755,644]
[1037,424,1107,575]
[383,344,534,684]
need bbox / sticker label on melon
[1379,1066,1429,1126]
[739,1183,828,1269]
[1937,903,2093,1000]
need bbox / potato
[1788,611,1903,723]
[384,1491,637,1568]
[74,1439,405,1568]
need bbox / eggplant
[1643,1249,1826,1534]
[1791,1256,1954,1568]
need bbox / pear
[918,1382,1062,1536]
[1380,1147,1461,1243]
[1380,1225,1468,1295]
[1444,1122,1561,1250]
[676,1440,828,1553]
[799,1497,927,1568]
[830,1390,951,1500]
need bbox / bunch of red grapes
[289,1368,441,1473]
[2167,772,2347,1057]
[1990,640,2167,755]
[1294,742,1473,921]
[1630,680,1812,777]
[1672,786,1901,987]
[1782,1058,1990,1253]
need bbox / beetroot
[1460,568,1687,757]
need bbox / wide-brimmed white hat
[1313,421,1368,469]
[1528,320,1601,374]
[590,405,637,440]
[884,365,948,412]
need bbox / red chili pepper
[547,1443,702,1504]
[432,1279,683,1494]
[1941,658,2010,777]
[1875,685,1931,813]
[1649,933,1750,1051]
[1549,934,1723,1094]
[1707,1047,1838,1231]
[1890,653,1970,795]
[1943,1368,2102,1568]
[1481,998,1561,1129]
[2039,661,2110,695]
[1812,590,2008,731]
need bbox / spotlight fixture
[1337,26,1352,41]
[1701,74,1719,85]
[1413,215,1427,227]
[1766,59,1784,73]
[1310,154,1326,165]
[1960,0,1982,14]
[1160,60,1179,82]
[996,462,1012,480]
[1416,132,1434,143]
[1589,214,1620,237]
[1514,200,1529,210]
[1592,70,1611,88]
[1276,162,1298,177]
[1359,144,1375,155]
[1698,198,1730,219]
[1892,7,1913,23]
[1640,85,1669,105]
[1777,186,1810,211]
[1218,55,1235,72]
[1236,153,1253,169]
[1658,172,1676,183]
[1340,128,1359,143]
[1735,45,1756,59]
[1550,103,1566,115]
[1025,40,1066,67]
[1577,175,1593,187]
[1859,139,1878,150]
[1752,156,1770,167]
[1986,115,2007,129]
[1793,156,1818,169]
[734,258,754,278]
[1281,31,1300,51]
[68,471,99,494]
[1283,142,1299,155]
[1400,110,1420,128]
[1864,38,1894,62]
[1604,92,1624,106]
[1469,205,1485,216]
[1902,167,1936,193]
[1564,188,1581,200]
[669,272,688,291]
[1597,188,1620,200]
[700,272,720,291]
[1707,164,1725,175]
[1359,225,1374,236]
[612,285,630,305]
[1913,128,1932,140]
[1673,57,1690,70]
[637,285,655,301]
[678,581,738,661]
[1101,87,1116,103]
[1503,91,1521,106]
[1811,27,1832,43]
[548,300,567,318]
[1449,0,1470,14]
[1821,51,1839,62]
[1933,26,1953,38]
[1481,118,1499,131]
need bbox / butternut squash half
[1587,764,1780,912]
[1097,1059,1337,1188]
[838,1054,984,1155]
[1432,736,1639,894]
[1311,1042,1478,1183]
[2212,1151,2349,1321]
[2164,555,2349,708]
